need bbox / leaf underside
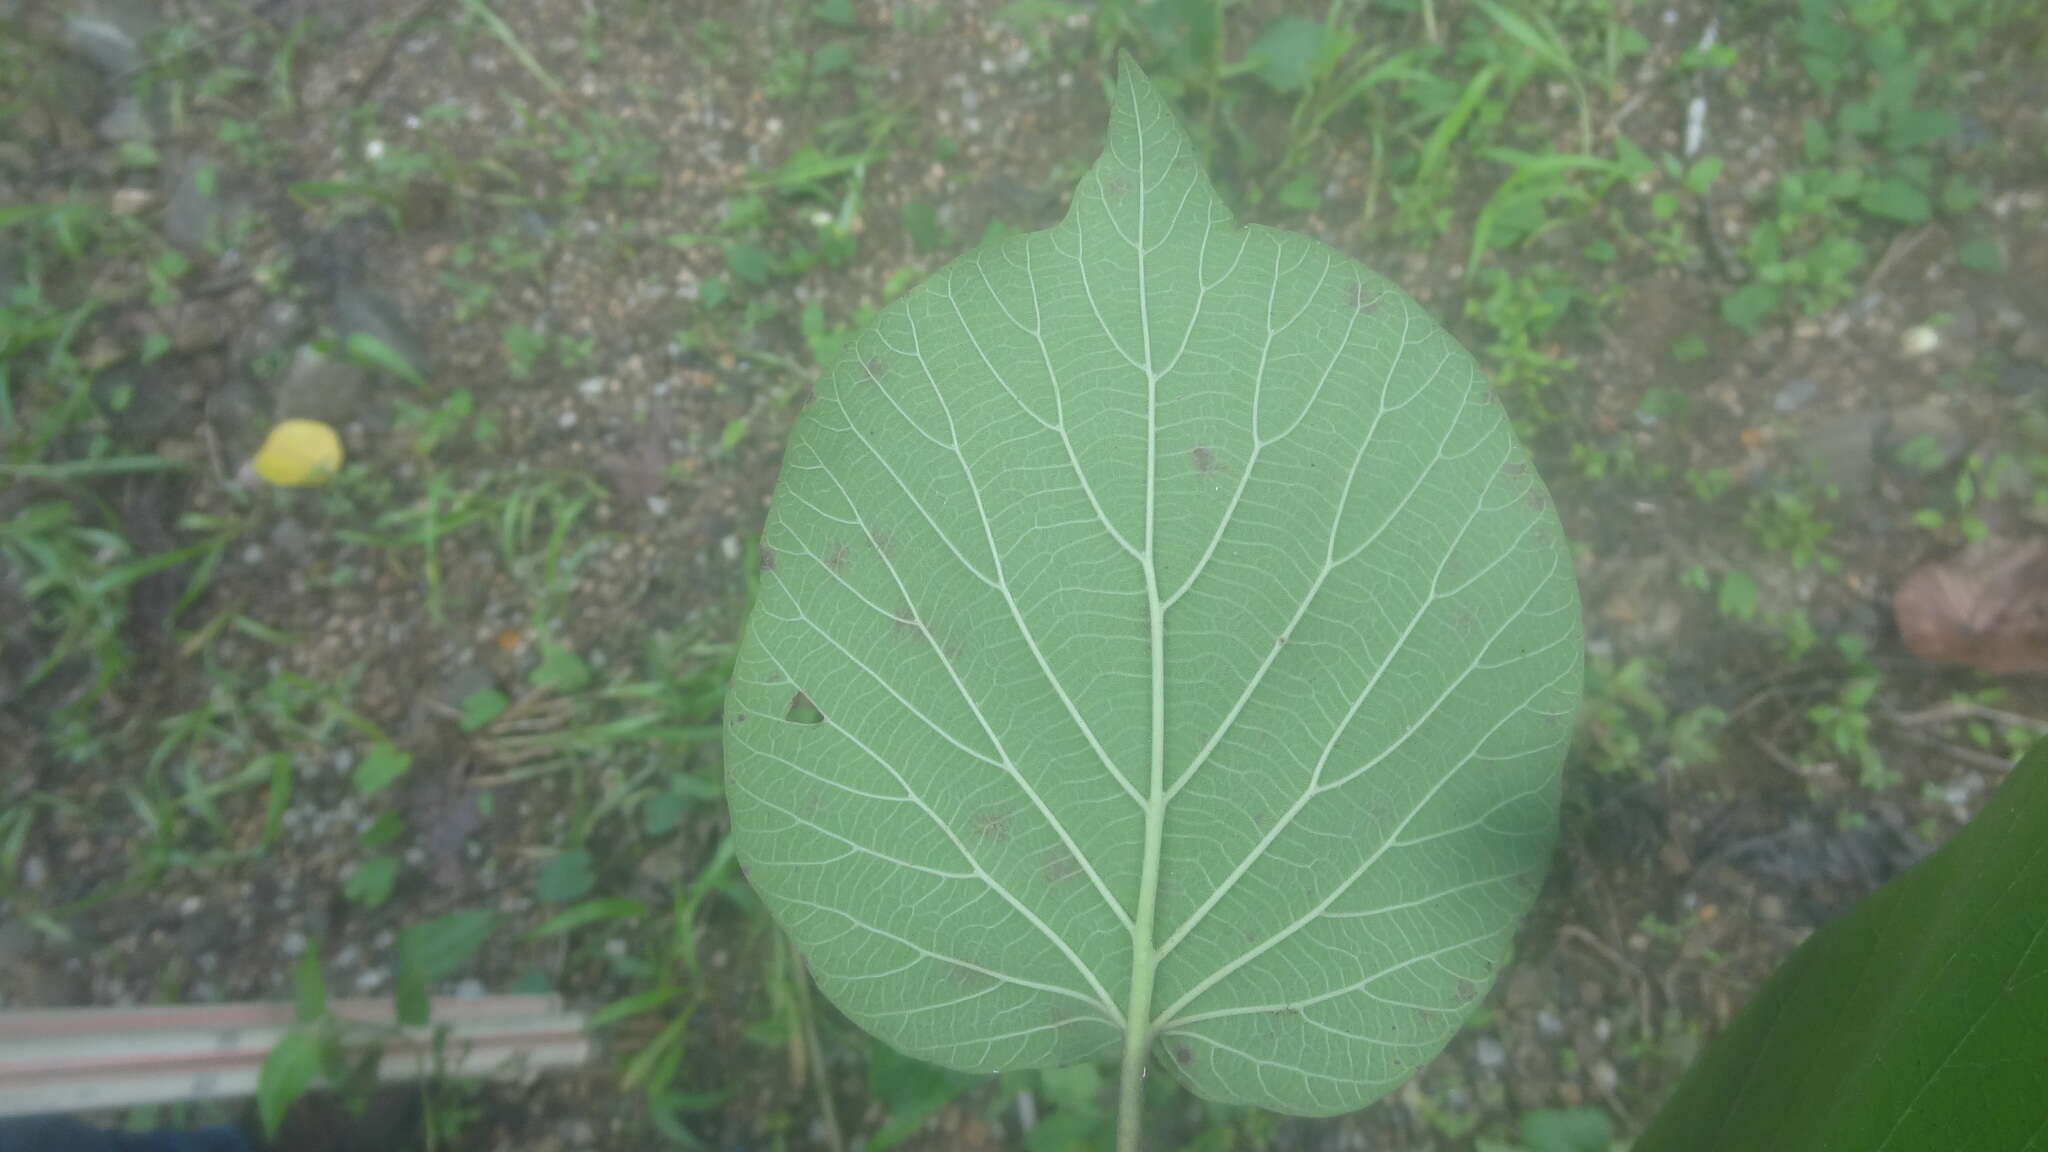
[724,60,1582,1118]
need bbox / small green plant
[257,912,501,1138]
[1807,675,1895,789]
[1717,0,2003,330]
[1466,261,1610,429]
[1744,486,1839,572]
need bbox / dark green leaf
[1521,1107,1612,1152]
[359,810,406,849]
[459,687,509,732]
[726,242,774,287]
[1716,570,1757,622]
[529,897,648,939]
[529,640,593,693]
[1248,16,1327,93]
[291,943,326,1023]
[1957,236,2002,272]
[344,855,400,908]
[395,908,499,1024]
[1940,175,1981,215]
[536,850,597,903]
[643,777,716,836]
[866,1043,984,1150]
[813,41,854,76]
[1801,117,1829,163]
[1277,172,1321,211]
[1721,281,1781,331]
[257,1029,324,1137]
[1857,177,1931,223]
[395,967,428,1030]
[1886,106,1957,153]
[344,332,425,387]
[1635,743,2048,1152]
[351,743,411,797]
[902,200,947,252]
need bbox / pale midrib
[1117,74,1169,1152]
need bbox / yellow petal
[250,419,344,487]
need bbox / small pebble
[1476,1037,1507,1068]
[1901,325,1941,357]
[719,534,741,562]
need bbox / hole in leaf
[785,692,824,725]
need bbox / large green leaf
[1636,740,2048,1152]
[724,59,1581,1120]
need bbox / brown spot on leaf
[1042,850,1081,884]
[1524,486,1548,513]
[976,808,1013,843]
[1172,1042,1194,1066]
[1455,979,1476,1004]
[864,356,887,381]
[1191,445,1217,474]
[759,546,777,574]
[826,542,851,572]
